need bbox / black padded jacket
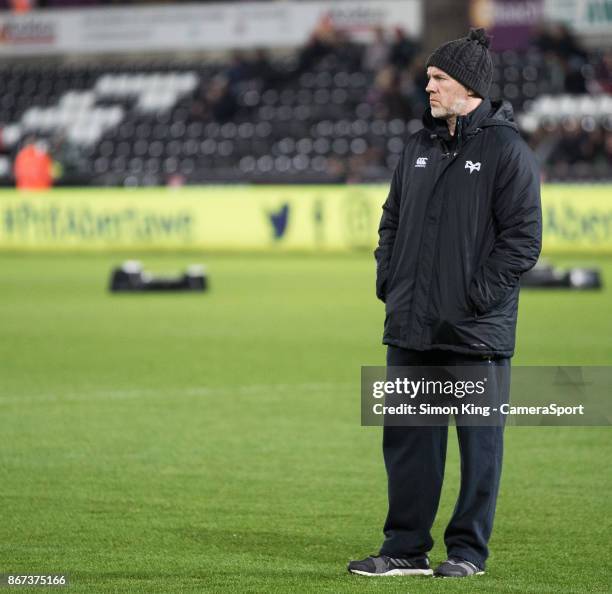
[375,98,542,358]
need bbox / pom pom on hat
[468,28,491,48]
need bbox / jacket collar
[422,97,493,144]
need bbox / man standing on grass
[348,29,541,578]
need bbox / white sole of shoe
[349,568,434,577]
[434,571,485,578]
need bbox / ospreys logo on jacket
[374,98,542,358]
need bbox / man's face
[425,66,472,119]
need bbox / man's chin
[430,106,449,119]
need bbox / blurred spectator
[605,130,612,167]
[593,51,612,94]
[249,49,281,87]
[333,29,363,72]
[226,51,251,90]
[167,173,186,188]
[362,27,390,73]
[549,118,588,165]
[528,118,611,181]
[10,0,34,12]
[207,75,239,123]
[368,65,412,120]
[325,156,347,183]
[404,55,429,116]
[345,146,387,183]
[388,27,419,70]
[531,23,589,94]
[14,138,53,191]
[532,23,587,63]
[563,60,588,94]
[295,15,338,74]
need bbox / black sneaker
[433,558,484,578]
[348,554,432,576]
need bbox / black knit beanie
[426,28,493,98]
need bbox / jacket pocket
[468,277,488,316]
[376,269,388,302]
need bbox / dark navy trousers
[379,346,510,569]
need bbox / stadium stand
[0,39,610,186]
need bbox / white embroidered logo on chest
[465,160,481,174]
[415,157,428,168]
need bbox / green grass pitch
[1,252,611,593]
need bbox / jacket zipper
[412,129,483,346]
[417,148,460,347]
[425,131,482,333]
